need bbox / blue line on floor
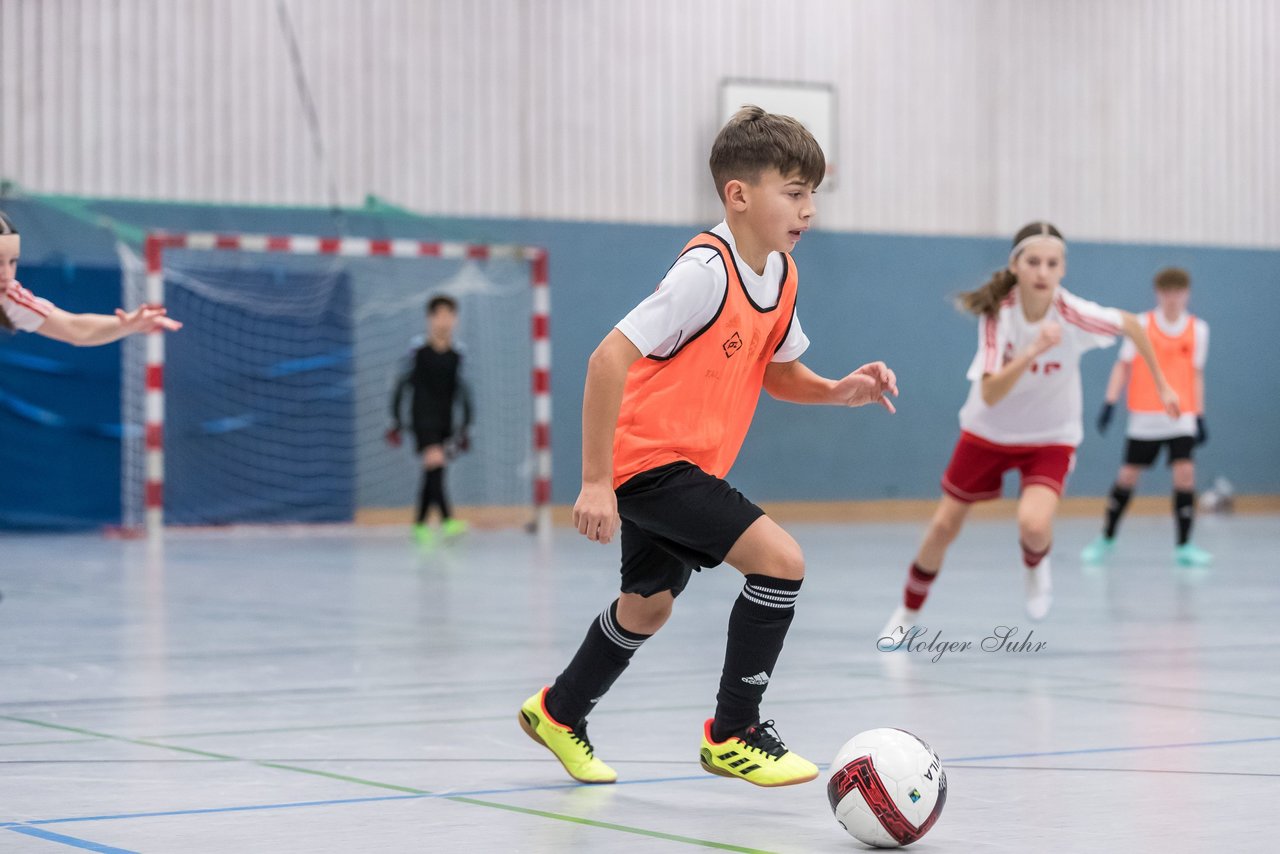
[944,734,1280,763]
[5,824,139,853]
[3,734,1275,832]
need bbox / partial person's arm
[458,376,473,431]
[390,369,409,425]
[764,359,898,412]
[980,321,1061,407]
[1195,368,1207,445]
[36,304,181,347]
[1120,312,1180,418]
[1194,320,1208,444]
[386,363,412,446]
[1096,359,1132,434]
[573,329,642,544]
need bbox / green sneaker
[1080,536,1115,565]
[519,688,616,784]
[1175,542,1213,567]
[699,719,818,787]
[441,518,469,538]
[412,523,435,548]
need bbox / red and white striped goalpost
[141,231,552,538]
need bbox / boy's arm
[389,365,411,426]
[1095,358,1131,434]
[1104,358,1131,404]
[1120,312,1180,417]
[764,359,898,412]
[1195,368,1207,444]
[574,329,642,544]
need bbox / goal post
[121,231,551,538]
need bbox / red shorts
[941,431,1076,503]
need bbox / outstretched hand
[833,361,899,413]
[116,304,182,334]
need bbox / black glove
[1195,415,1207,446]
[1096,402,1114,435]
[446,429,470,459]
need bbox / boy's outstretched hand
[834,361,899,413]
[573,481,621,544]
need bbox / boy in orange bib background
[1084,267,1212,567]
[519,106,898,788]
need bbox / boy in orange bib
[519,107,898,788]
[1084,268,1212,567]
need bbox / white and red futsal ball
[827,728,947,848]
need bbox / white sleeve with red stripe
[2,282,55,332]
[1056,289,1123,351]
[965,310,1007,381]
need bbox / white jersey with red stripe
[959,285,1124,447]
[1,281,55,332]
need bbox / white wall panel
[1,0,1276,245]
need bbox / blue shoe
[1175,542,1213,567]
[1080,536,1115,565]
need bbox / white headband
[1009,233,1065,265]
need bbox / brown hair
[709,105,826,202]
[0,210,16,331]
[956,221,1065,316]
[426,294,458,315]
[1153,267,1190,290]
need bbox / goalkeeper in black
[388,294,473,545]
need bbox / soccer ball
[827,728,947,848]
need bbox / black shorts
[414,428,452,452]
[1124,436,1195,467]
[615,462,765,599]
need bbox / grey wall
[3,0,1278,246]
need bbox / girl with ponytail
[879,222,1179,640]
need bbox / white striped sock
[742,582,799,609]
[598,606,646,650]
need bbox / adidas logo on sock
[740,671,770,686]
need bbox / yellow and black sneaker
[518,687,617,784]
[699,718,819,787]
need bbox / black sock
[545,600,650,727]
[424,466,450,521]
[712,575,802,742]
[1104,484,1133,539]
[1175,490,1195,546]
[415,469,432,524]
